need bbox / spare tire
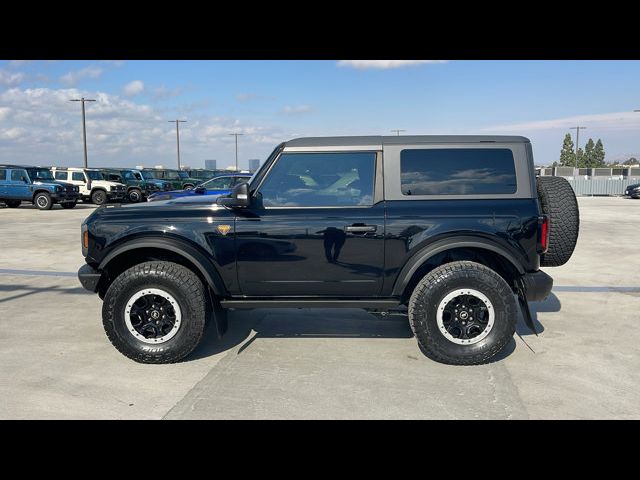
[536,176,579,267]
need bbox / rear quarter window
[400,148,517,195]
[0,169,6,181]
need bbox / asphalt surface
[0,197,639,419]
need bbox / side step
[219,298,401,309]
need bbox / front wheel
[128,188,143,203]
[102,261,207,364]
[408,261,517,365]
[183,184,195,190]
[91,189,107,205]
[34,192,53,210]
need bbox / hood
[91,180,126,187]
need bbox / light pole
[70,97,96,168]
[391,129,405,136]
[229,133,243,171]
[168,120,187,169]
[570,126,586,169]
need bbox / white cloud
[482,111,640,133]
[59,66,104,85]
[0,86,289,168]
[280,105,313,115]
[0,69,26,86]
[123,80,145,97]
[101,60,125,67]
[153,85,184,99]
[8,60,31,67]
[337,60,449,70]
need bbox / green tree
[593,139,606,167]
[582,138,595,167]
[559,133,576,166]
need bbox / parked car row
[1,164,253,210]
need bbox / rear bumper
[521,270,553,301]
[78,264,101,292]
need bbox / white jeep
[51,167,127,205]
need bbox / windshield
[121,170,136,181]
[131,170,143,181]
[248,143,283,191]
[27,168,54,181]
[86,170,103,180]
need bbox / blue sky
[1,60,640,168]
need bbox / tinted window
[0,169,6,180]
[400,148,517,195]
[11,169,28,182]
[72,172,85,182]
[258,152,376,207]
[55,171,68,180]
[86,171,102,180]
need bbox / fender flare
[391,236,525,297]
[98,236,227,296]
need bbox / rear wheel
[34,192,52,210]
[408,261,517,365]
[91,189,107,205]
[4,200,21,208]
[102,261,207,364]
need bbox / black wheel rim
[437,288,494,345]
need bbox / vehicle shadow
[0,283,92,303]
[187,308,415,362]
[516,292,561,336]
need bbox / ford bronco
[78,136,579,365]
[0,165,81,210]
[51,167,127,205]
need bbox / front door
[235,150,385,297]
[6,168,31,199]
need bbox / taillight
[538,216,549,253]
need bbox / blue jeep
[0,165,81,210]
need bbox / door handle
[345,225,377,233]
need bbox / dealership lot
[0,197,639,419]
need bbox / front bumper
[51,192,81,202]
[521,270,553,301]
[78,264,101,292]
[107,191,126,200]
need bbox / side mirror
[194,185,206,194]
[216,182,250,208]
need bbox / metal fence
[536,167,639,196]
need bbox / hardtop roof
[284,135,530,148]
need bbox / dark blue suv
[0,165,80,210]
[78,136,580,365]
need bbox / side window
[11,169,28,182]
[0,169,6,181]
[400,148,517,195]
[72,172,85,182]
[258,152,376,207]
[205,177,231,189]
[55,171,68,180]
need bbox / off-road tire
[536,176,579,267]
[34,192,52,210]
[183,184,195,190]
[102,261,207,364]
[4,200,21,208]
[60,201,77,209]
[408,261,517,365]
[91,189,107,205]
[128,188,143,203]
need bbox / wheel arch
[97,236,227,298]
[32,188,52,200]
[392,236,525,302]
